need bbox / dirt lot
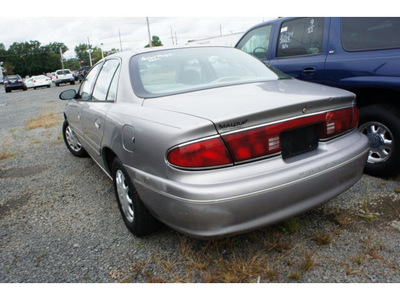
[1,84,400,283]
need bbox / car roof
[106,45,235,60]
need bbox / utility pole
[146,17,152,48]
[119,29,123,52]
[59,47,64,69]
[86,49,93,66]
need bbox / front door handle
[94,120,101,129]
[303,67,317,76]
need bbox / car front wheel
[62,120,88,157]
[359,105,400,177]
[112,157,159,237]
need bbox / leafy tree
[145,36,163,48]
[74,43,101,66]
[5,40,68,76]
[64,58,81,71]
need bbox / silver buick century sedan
[60,46,369,238]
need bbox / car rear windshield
[57,70,71,75]
[130,47,286,98]
[6,75,19,80]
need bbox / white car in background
[25,75,52,89]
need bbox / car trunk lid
[143,80,355,134]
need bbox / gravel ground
[1,84,400,283]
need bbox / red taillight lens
[168,107,357,169]
[17,80,22,83]
[56,76,58,79]
[223,127,281,162]
[167,137,232,168]
[319,108,356,139]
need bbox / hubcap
[359,121,393,164]
[115,170,134,222]
[65,126,82,152]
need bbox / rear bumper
[127,131,369,238]
[5,83,25,90]
[56,78,74,84]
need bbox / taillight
[167,137,232,168]
[167,107,357,169]
[56,76,58,79]
[17,80,22,83]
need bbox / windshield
[130,47,286,98]
[57,70,70,75]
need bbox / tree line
[0,41,118,77]
[0,36,163,78]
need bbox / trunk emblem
[302,107,307,114]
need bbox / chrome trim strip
[135,148,368,204]
[220,106,354,137]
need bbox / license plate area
[281,125,318,159]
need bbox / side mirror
[59,89,77,100]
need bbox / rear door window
[341,17,400,51]
[276,18,324,58]
[92,59,120,101]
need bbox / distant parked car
[54,69,75,86]
[59,46,369,238]
[78,66,91,82]
[25,75,52,89]
[4,74,27,93]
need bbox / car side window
[276,18,324,58]
[78,63,103,101]
[341,17,400,51]
[92,60,120,101]
[236,25,272,60]
[106,66,120,101]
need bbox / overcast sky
[1,0,391,59]
[0,16,273,59]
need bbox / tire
[5,88,10,93]
[62,120,88,157]
[358,105,400,177]
[34,87,37,90]
[56,82,59,87]
[70,81,75,85]
[112,157,159,237]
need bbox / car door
[69,63,103,148]
[80,59,121,158]
[268,17,329,84]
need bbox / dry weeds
[25,111,61,129]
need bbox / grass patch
[300,251,316,272]
[280,218,300,234]
[0,150,15,161]
[25,111,61,129]
[314,231,334,245]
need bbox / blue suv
[236,17,400,177]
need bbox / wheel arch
[102,147,118,176]
[352,88,400,113]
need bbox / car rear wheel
[112,157,159,237]
[62,120,88,157]
[359,105,400,177]
[5,89,10,93]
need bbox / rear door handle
[303,67,317,76]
